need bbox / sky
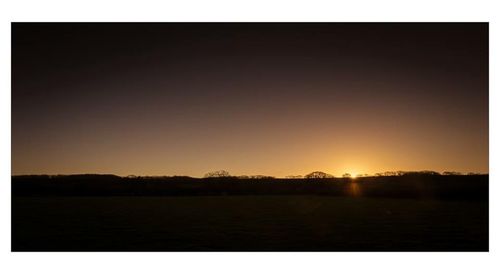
[12,23,488,177]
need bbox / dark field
[12,174,489,251]
[13,195,488,251]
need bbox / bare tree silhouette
[204,170,231,178]
[443,171,462,175]
[356,173,370,178]
[383,171,398,176]
[248,175,274,179]
[467,172,481,175]
[305,171,334,179]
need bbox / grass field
[12,195,488,251]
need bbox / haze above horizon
[12,23,488,177]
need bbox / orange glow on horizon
[11,24,488,177]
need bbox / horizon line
[11,170,489,179]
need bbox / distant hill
[12,174,488,201]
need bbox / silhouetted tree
[419,170,440,175]
[204,170,231,178]
[400,170,440,176]
[249,175,274,179]
[383,171,398,176]
[342,173,352,178]
[443,171,462,175]
[467,172,481,175]
[305,171,334,179]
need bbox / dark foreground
[12,175,488,251]
[13,195,487,251]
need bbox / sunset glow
[11,22,490,253]
[12,24,488,177]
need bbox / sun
[342,171,358,178]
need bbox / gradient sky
[12,23,488,177]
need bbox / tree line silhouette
[201,170,482,179]
[12,171,488,201]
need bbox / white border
[1,1,499,274]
